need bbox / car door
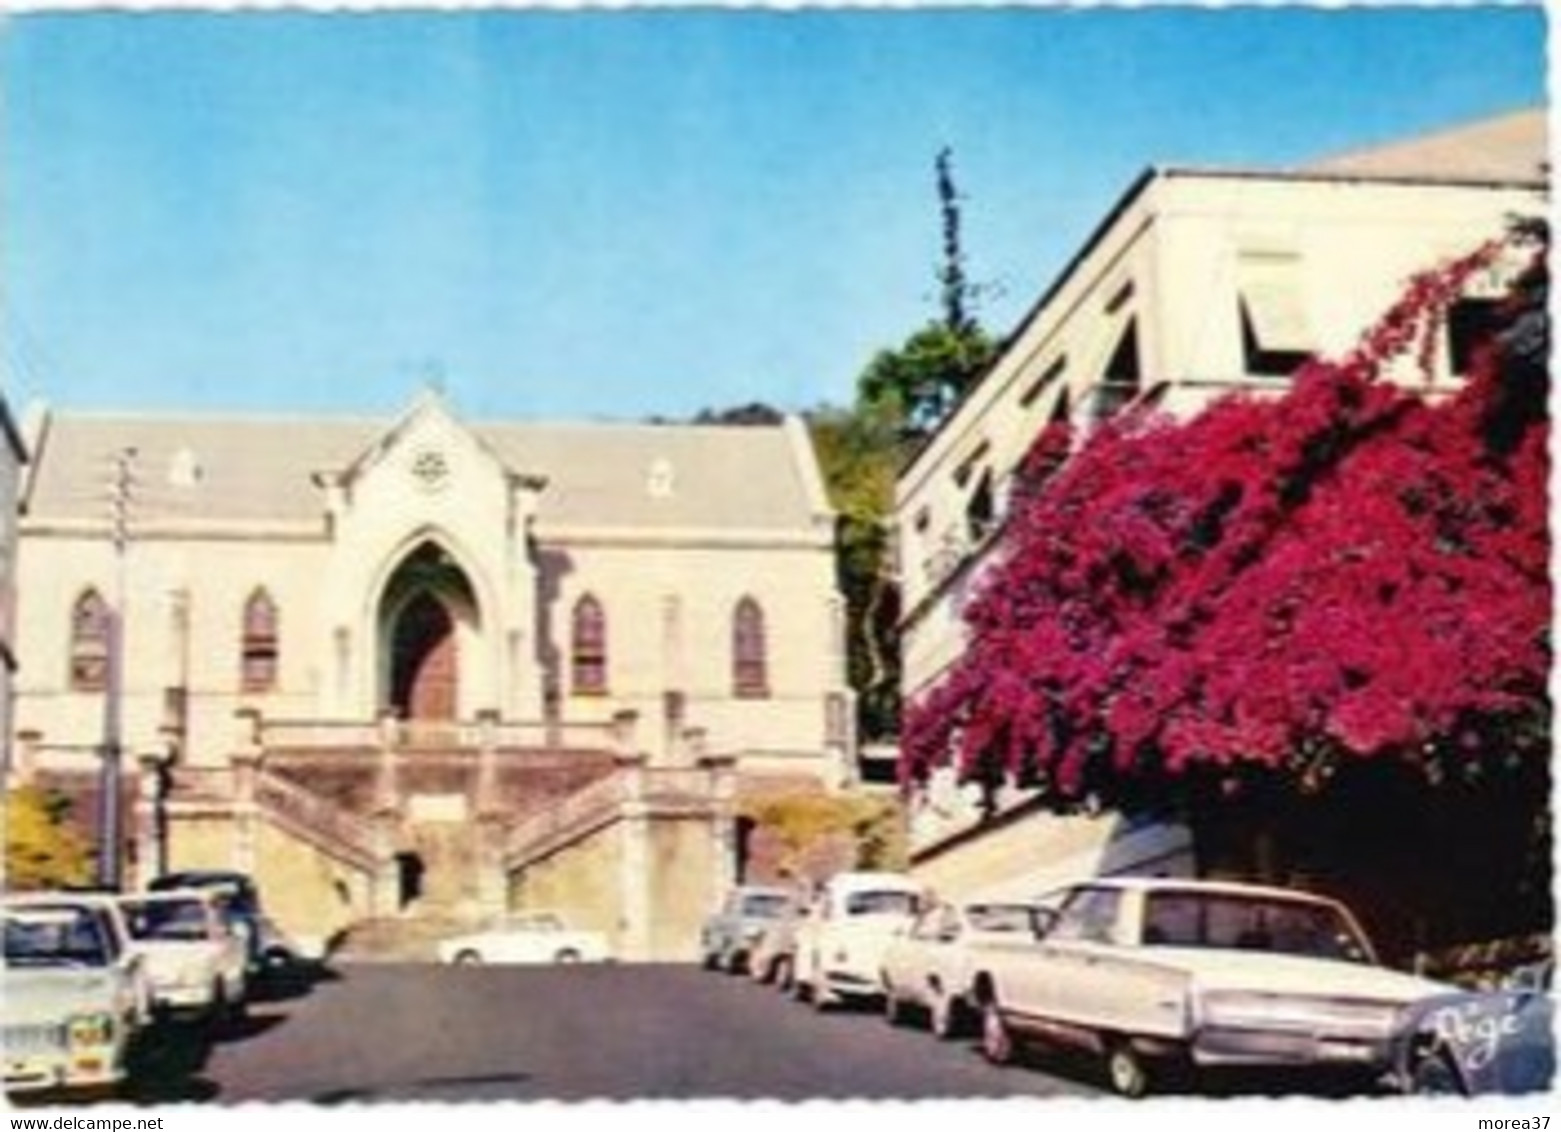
[894,906,944,1006]
[923,905,968,1004]
[1010,885,1123,1026]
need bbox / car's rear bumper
[1193,1026,1392,1069]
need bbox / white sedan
[119,889,249,1024]
[881,899,1056,1038]
[2,894,152,1098]
[437,912,611,965]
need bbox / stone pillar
[473,709,506,919]
[230,748,260,877]
[505,473,548,722]
[698,752,739,898]
[375,708,401,813]
[230,708,264,878]
[474,708,501,817]
[615,752,651,961]
[475,814,508,918]
[661,691,686,765]
[824,690,856,793]
[610,709,640,760]
[371,710,404,917]
[371,813,403,919]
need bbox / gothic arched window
[241,589,280,693]
[571,594,608,696]
[69,589,110,692]
[732,596,769,699]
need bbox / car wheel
[1105,1039,1151,1099]
[700,948,718,971]
[1411,1049,1466,1096]
[980,999,1016,1065]
[930,992,961,1040]
[883,984,907,1027]
[554,949,582,964]
[453,949,483,965]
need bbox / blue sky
[2,6,1547,423]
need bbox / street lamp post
[97,447,135,891]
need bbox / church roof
[22,408,828,534]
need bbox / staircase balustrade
[252,768,384,869]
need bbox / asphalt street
[114,961,1107,1104]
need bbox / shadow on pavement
[313,1072,533,1104]
[251,960,341,1005]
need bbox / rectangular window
[1238,251,1313,376]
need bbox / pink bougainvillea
[901,233,1550,808]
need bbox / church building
[11,392,852,959]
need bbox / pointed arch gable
[69,588,109,692]
[570,592,609,696]
[362,525,492,634]
[732,595,769,699]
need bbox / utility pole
[97,446,136,890]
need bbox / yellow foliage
[739,790,907,883]
[4,785,94,891]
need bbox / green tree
[859,148,998,441]
[5,785,93,891]
[809,403,902,741]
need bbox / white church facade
[11,393,853,958]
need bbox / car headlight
[67,1013,115,1048]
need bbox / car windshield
[1141,890,1374,963]
[740,894,792,918]
[844,890,919,916]
[966,904,1043,933]
[3,907,113,968]
[122,899,212,942]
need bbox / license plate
[1315,1039,1374,1062]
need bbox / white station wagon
[966,877,1455,1096]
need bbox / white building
[897,109,1549,900]
[13,392,853,957]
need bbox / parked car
[2,893,151,1098]
[148,870,265,974]
[965,876,1455,1097]
[699,885,797,974]
[437,911,611,965]
[791,871,926,1011]
[1389,959,1554,1095]
[881,899,1058,1039]
[119,889,249,1025]
[749,904,807,990]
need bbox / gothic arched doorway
[378,540,480,722]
